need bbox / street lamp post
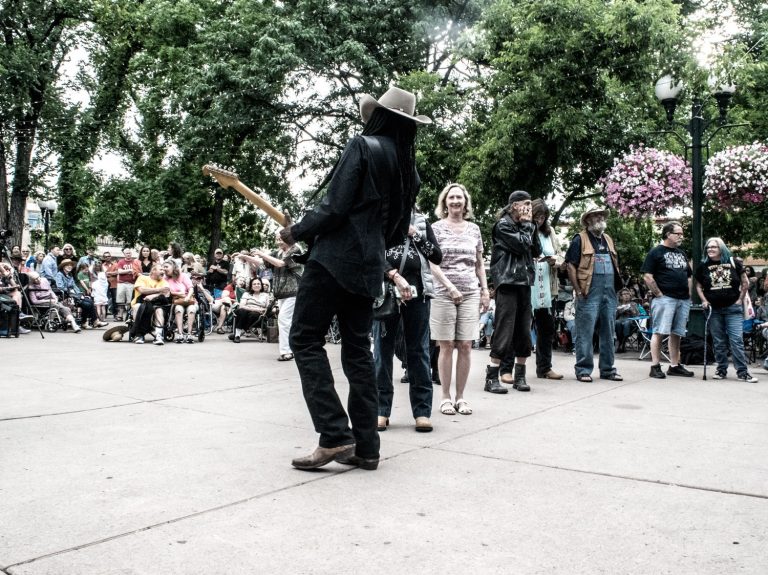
[37,200,58,253]
[653,75,747,336]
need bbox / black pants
[533,307,555,376]
[289,261,379,459]
[491,285,532,361]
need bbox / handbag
[173,296,193,307]
[372,236,411,321]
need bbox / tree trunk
[0,134,8,230]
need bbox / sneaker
[737,372,758,383]
[18,326,31,334]
[18,312,32,320]
[185,333,194,344]
[175,334,184,344]
[649,364,666,379]
[712,370,726,380]
[667,364,694,377]
[153,337,164,346]
[95,321,108,328]
[134,336,145,344]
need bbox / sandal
[439,399,456,415]
[455,399,472,415]
[600,373,623,381]
[577,374,593,382]
[216,326,225,334]
[277,353,294,361]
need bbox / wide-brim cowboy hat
[58,259,76,270]
[580,205,609,227]
[359,87,432,125]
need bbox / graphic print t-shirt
[640,245,691,299]
[695,258,742,308]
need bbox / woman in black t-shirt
[694,237,757,382]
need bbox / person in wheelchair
[26,271,82,332]
[229,277,269,343]
[191,270,213,334]
[162,259,197,344]
[54,259,104,328]
[212,276,238,334]
[130,264,171,345]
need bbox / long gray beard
[589,221,607,235]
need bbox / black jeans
[533,307,555,376]
[491,285,532,361]
[289,261,380,459]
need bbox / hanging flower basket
[600,145,691,217]
[704,142,768,208]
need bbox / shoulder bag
[373,236,411,321]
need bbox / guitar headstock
[202,164,241,189]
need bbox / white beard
[589,221,607,235]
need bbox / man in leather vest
[484,190,540,393]
[565,206,623,382]
[279,87,431,472]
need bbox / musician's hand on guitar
[279,226,296,246]
[282,210,294,227]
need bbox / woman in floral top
[429,183,491,416]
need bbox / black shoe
[336,454,380,470]
[649,364,666,379]
[400,371,409,384]
[484,365,508,394]
[667,364,694,377]
[513,364,530,392]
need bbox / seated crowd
[0,241,289,344]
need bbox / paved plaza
[1,330,767,574]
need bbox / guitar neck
[229,181,287,227]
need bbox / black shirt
[695,258,743,308]
[207,259,230,290]
[640,245,691,300]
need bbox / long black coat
[291,135,412,298]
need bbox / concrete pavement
[1,330,767,574]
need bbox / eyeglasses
[669,232,684,237]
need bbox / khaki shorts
[429,292,480,341]
[116,283,134,305]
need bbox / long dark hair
[532,199,552,236]
[362,107,418,246]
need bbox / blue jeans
[374,297,433,418]
[708,304,749,375]
[574,274,617,377]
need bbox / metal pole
[43,208,50,253]
[688,98,705,337]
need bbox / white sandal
[455,399,472,415]
[439,399,456,415]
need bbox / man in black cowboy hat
[280,87,431,471]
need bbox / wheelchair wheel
[44,309,60,332]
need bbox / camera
[0,229,12,240]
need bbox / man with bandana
[565,205,623,382]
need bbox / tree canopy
[1,0,766,263]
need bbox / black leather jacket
[490,214,540,287]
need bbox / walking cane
[702,305,712,380]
